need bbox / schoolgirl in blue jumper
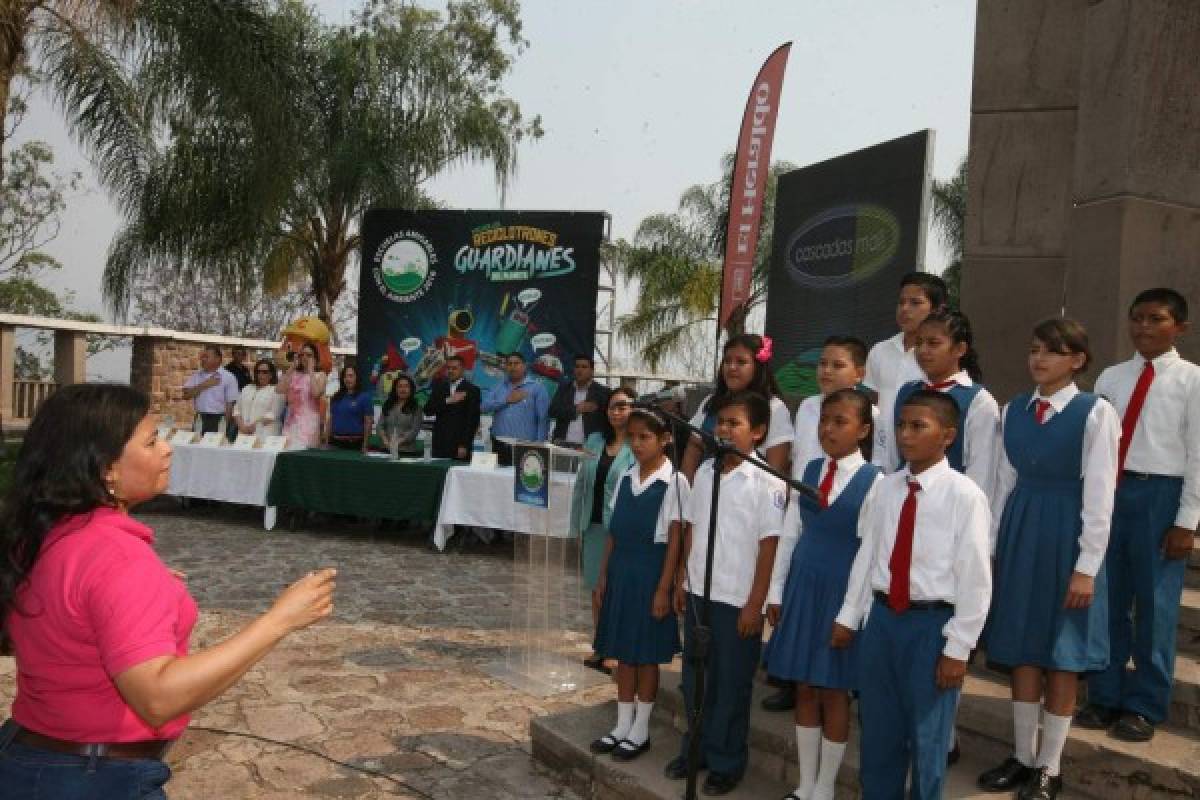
[590,407,690,762]
[977,319,1120,800]
[766,389,881,800]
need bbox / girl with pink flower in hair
[680,333,794,480]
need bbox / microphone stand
[641,402,818,800]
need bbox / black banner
[358,210,607,405]
[764,130,933,398]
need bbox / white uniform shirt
[864,333,924,470]
[836,458,992,661]
[1094,348,1200,529]
[769,451,881,605]
[609,460,691,544]
[234,384,285,435]
[792,394,880,482]
[566,383,590,445]
[878,370,1001,499]
[683,458,786,608]
[991,384,1120,575]
[691,393,795,454]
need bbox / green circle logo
[380,239,430,296]
[520,451,545,491]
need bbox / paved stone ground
[0,501,615,799]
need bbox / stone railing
[0,313,354,426]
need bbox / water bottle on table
[422,430,432,462]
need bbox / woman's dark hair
[253,358,278,386]
[382,374,419,416]
[628,406,671,437]
[0,384,150,648]
[919,309,984,383]
[602,387,637,444]
[1033,318,1092,374]
[332,365,364,403]
[703,333,781,416]
[822,388,874,461]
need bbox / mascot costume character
[279,316,334,374]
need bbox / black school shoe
[1073,703,1118,730]
[977,756,1034,791]
[589,734,619,754]
[947,741,960,766]
[1018,767,1063,800]
[610,738,650,762]
[1111,711,1155,742]
[664,754,691,780]
[761,687,796,712]
[702,771,740,795]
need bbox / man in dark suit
[549,355,611,446]
[424,354,481,460]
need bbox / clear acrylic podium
[483,440,609,696]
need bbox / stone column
[0,325,14,423]
[961,0,1090,400]
[53,330,87,386]
[1064,0,1200,366]
[132,336,205,426]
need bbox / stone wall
[963,0,1200,400]
[130,337,210,426]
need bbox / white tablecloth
[167,443,280,529]
[434,465,578,550]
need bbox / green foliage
[104,0,541,340]
[0,139,80,276]
[616,152,795,370]
[932,155,967,308]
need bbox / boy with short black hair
[666,390,786,795]
[834,389,991,799]
[1077,287,1200,743]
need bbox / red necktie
[888,479,921,613]
[924,379,957,391]
[1035,399,1052,424]
[1118,360,1155,474]
[818,459,837,508]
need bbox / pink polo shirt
[6,507,197,742]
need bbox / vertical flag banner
[718,42,793,330]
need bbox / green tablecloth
[267,448,453,523]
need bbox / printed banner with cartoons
[357,209,607,407]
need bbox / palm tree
[617,153,795,369]
[0,1,287,190]
[931,155,967,307]
[104,0,541,340]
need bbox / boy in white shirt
[1077,288,1200,743]
[864,272,948,472]
[833,390,991,799]
[665,391,786,795]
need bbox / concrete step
[531,699,1022,800]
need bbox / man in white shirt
[833,390,991,800]
[864,272,948,471]
[182,345,240,434]
[1078,288,1200,744]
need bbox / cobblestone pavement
[0,501,614,799]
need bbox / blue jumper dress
[593,475,681,665]
[893,380,983,471]
[764,458,879,689]
[986,392,1109,672]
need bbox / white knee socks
[1013,700,1040,767]
[610,701,634,741]
[794,725,821,799]
[811,737,846,800]
[627,700,654,745]
[1036,710,1071,777]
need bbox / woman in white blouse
[234,358,284,436]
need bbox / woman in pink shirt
[0,384,337,798]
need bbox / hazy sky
[13,0,976,352]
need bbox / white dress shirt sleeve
[1178,372,1200,530]
[963,389,1001,499]
[768,496,801,606]
[1075,399,1120,575]
[234,386,252,423]
[863,343,885,392]
[989,404,1016,556]
[943,487,993,660]
[835,481,881,630]
[655,473,691,544]
[765,397,796,450]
